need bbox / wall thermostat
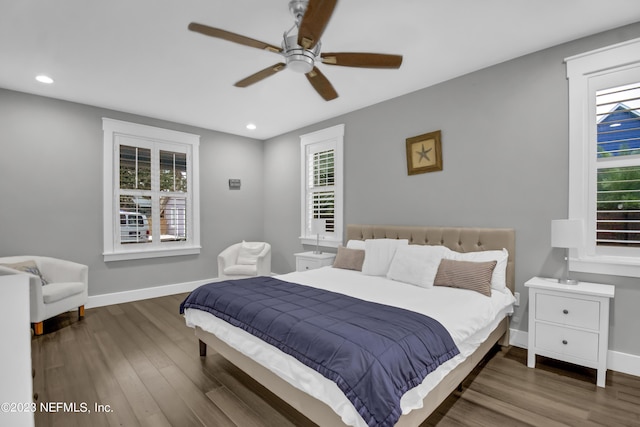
[228,179,241,189]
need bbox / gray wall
[2,22,639,357]
[0,88,265,296]
[263,22,640,357]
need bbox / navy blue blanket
[180,276,459,427]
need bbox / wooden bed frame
[195,224,516,426]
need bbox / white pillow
[386,245,447,288]
[237,241,266,265]
[442,248,509,290]
[346,240,366,250]
[361,239,409,276]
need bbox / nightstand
[294,251,336,272]
[525,276,614,387]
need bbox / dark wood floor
[31,294,640,427]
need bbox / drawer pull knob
[563,309,569,314]
[562,340,568,345]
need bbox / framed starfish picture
[405,130,442,175]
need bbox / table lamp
[551,219,582,285]
[311,218,325,254]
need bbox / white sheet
[184,266,515,427]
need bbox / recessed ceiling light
[246,123,257,130]
[35,75,54,84]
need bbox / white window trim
[103,118,201,262]
[566,37,640,277]
[299,124,344,248]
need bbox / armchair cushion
[42,282,85,304]
[223,264,258,276]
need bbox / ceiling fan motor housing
[283,34,319,74]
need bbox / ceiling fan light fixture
[287,53,315,74]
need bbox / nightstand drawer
[536,294,600,330]
[294,252,336,272]
[297,258,323,271]
[535,322,599,362]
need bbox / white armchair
[0,256,88,335]
[218,241,271,280]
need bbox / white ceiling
[1,1,640,140]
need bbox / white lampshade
[311,218,325,234]
[551,219,582,249]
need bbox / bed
[182,224,516,426]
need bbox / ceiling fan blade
[297,0,337,50]
[234,63,286,87]
[188,22,282,53]
[321,52,403,69]
[305,67,338,101]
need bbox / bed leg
[199,339,207,357]
[498,325,510,347]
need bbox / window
[300,124,344,247]
[566,37,640,277]
[103,118,200,261]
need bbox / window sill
[571,256,640,278]
[104,246,201,262]
[299,236,342,248]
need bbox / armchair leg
[78,305,85,319]
[33,322,43,336]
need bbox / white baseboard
[608,350,640,377]
[508,327,529,349]
[509,328,640,378]
[86,277,219,309]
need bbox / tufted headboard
[345,224,515,293]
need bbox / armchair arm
[256,244,272,276]
[217,243,241,274]
[37,257,88,285]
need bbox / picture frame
[405,130,442,175]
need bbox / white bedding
[184,266,515,427]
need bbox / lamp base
[558,278,579,285]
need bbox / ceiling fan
[188,0,403,101]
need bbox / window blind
[307,147,335,234]
[160,196,187,241]
[596,82,640,247]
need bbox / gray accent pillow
[332,246,365,271]
[433,259,496,297]
[0,260,49,286]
